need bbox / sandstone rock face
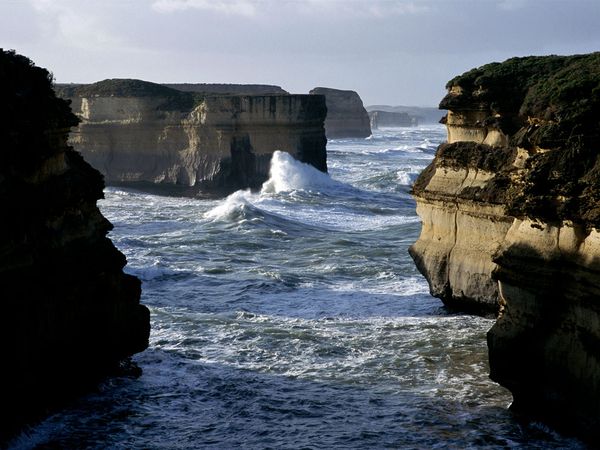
[58,80,327,194]
[0,51,149,441]
[309,87,371,138]
[410,52,600,441]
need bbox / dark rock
[0,49,149,442]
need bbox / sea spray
[261,150,342,194]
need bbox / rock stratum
[56,80,327,194]
[309,87,371,138]
[410,52,600,441]
[0,50,149,441]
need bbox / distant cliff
[309,87,371,138]
[369,110,417,128]
[57,79,327,194]
[409,52,600,442]
[366,105,443,124]
[0,51,149,441]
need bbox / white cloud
[28,0,124,49]
[152,0,257,16]
[299,0,432,18]
[151,0,431,18]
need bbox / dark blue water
[11,126,584,449]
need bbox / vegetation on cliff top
[55,79,206,111]
[433,52,600,229]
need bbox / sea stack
[57,81,327,194]
[0,50,150,440]
[409,52,600,441]
[309,87,371,138]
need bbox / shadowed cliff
[0,49,150,441]
[309,87,371,139]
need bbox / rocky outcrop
[410,52,600,441]
[369,110,417,128]
[0,50,149,441]
[57,80,327,194]
[309,87,371,138]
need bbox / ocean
[11,125,584,449]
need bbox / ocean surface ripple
[11,126,584,449]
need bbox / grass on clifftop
[55,79,205,111]
[438,52,600,229]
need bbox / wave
[261,151,343,194]
[204,189,258,222]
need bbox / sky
[1,0,599,106]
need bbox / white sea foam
[396,171,413,185]
[261,150,341,194]
[204,189,257,221]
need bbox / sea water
[11,126,584,449]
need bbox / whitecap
[260,151,343,194]
[204,189,257,221]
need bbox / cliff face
[410,52,600,441]
[309,87,371,138]
[0,51,149,440]
[58,80,327,193]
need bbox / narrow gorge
[410,53,600,441]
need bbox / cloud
[152,0,257,16]
[28,0,124,49]
[297,0,433,18]
[151,0,431,18]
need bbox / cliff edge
[0,50,150,441]
[410,52,600,441]
[309,87,371,139]
[57,80,327,194]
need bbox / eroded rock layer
[309,87,371,138]
[57,80,327,194]
[410,52,600,441]
[0,50,149,441]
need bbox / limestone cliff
[58,80,327,193]
[309,87,371,138]
[410,52,600,441]
[0,50,149,441]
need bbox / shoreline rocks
[410,52,600,442]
